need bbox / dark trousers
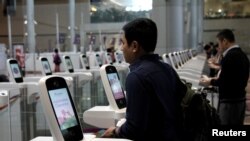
[218,101,246,125]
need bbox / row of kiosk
[0,51,130,141]
[161,50,219,108]
[0,49,207,141]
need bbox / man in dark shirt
[102,18,186,140]
[200,29,250,125]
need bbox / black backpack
[154,60,220,140]
[181,80,221,141]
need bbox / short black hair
[54,48,58,53]
[122,18,157,52]
[204,44,211,51]
[216,29,235,43]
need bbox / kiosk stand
[6,59,42,140]
[83,64,126,128]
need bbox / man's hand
[200,75,211,86]
[101,127,116,138]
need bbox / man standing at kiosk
[200,29,249,125]
[102,18,186,140]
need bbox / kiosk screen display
[107,73,125,100]
[42,60,52,74]
[48,88,78,130]
[10,63,22,79]
[65,58,73,70]
[96,54,102,66]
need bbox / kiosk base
[83,106,126,128]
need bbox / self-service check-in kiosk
[31,75,131,141]
[39,57,74,93]
[83,64,126,128]
[114,51,128,67]
[5,58,46,141]
[63,55,102,105]
[105,52,114,65]
[114,51,124,64]
[7,58,41,107]
[79,54,90,70]
[6,58,71,141]
[78,53,128,107]
[86,51,104,70]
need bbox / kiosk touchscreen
[39,57,52,75]
[95,54,103,67]
[63,56,74,73]
[100,64,126,110]
[106,52,113,65]
[114,52,124,64]
[39,76,83,141]
[7,59,23,83]
[80,54,90,70]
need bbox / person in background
[208,44,221,77]
[53,48,61,72]
[200,29,249,125]
[101,18,186,140]
[203,44,212,59]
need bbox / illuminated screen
[117,53,124,62]
[42,60,52,74]
[48,88,78,130]
[65,58,73,70]
[11,63,22,79]
[107,73,125,100]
